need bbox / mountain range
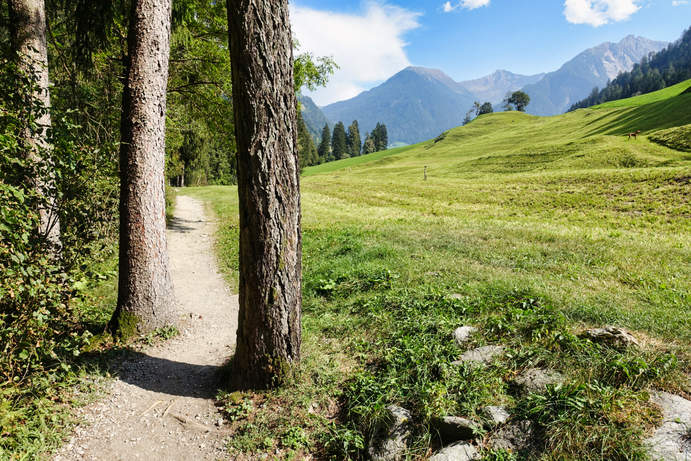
[304,35,667,146]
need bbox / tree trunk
[227,0,302,389]
[111,0,176,339]
[8,0,61,249]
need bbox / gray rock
[433,416,480,443]
[488,420,534,452]
[368,405,412,461]
[428,443,480,461]
[453,346,504,366]
[513,368,565,395]
[582,326,640,349]
[482,406,510,426]
[646,391,691,461]
[453,326,478,346]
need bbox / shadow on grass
[584,93,691,137]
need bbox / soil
[54,195,239,461]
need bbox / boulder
[645,391,691,461]
[453,326,478,346]
[453,346,504,366]
[488,420,534,452]
[482,406,510,426]
[428,443,479,461]
[582,326,640,349]
[433,416,480,443]
[368,405,412,461]
[513,368,565,395]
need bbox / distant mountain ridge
[322,66,477,146]
[310,35,667,145]
[298,94,330,142]
[457,70,546,106]
[523,35,668,115]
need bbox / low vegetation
[189,81,690,460]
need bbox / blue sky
[290,0,690,105]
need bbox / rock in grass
[488,420,534,452]
[482,406,510,426]
[433,416,480,443]
[368,405,412,461]
[428,443,480,461]
[646,391,691,461]
[453,326,478,346]
[453,345,504,366]
[582,326,640,349]
[513,368,565,395]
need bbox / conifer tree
[331,121,348,160]
[318,124,331,163]
[362,133,376,155]
[227,0,302,388]
[346,120,361,157]
[372,123,388,151]
[297,112,318,168]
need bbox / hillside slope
[307,78,691,178]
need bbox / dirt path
[54,195,238,461]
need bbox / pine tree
[372,123,388,151]
[331,121,348,160]
[362,133,376,155]
[111,0,176,338]
[318,123,331,162]
[297,112,318,168]
[227,0,302,389]
[346,120,361,157]
[8,0,61,249]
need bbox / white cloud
[291,2,421,106]
[563,0,641,27]
[672,0,688,5]
[442,0,491,12]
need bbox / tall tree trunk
[227,0,302,389]
[110,0,176,339]
[8,0,61,249]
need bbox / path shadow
[109,350,224,399]
[167,216,198,233]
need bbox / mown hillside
[192,81,691,460]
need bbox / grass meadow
[185,83,691,460]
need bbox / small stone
[449,294,464,300]
[488,420,534,452]
[433,416,480,443]
[368,405,412,461]
[482,406,510,426]
[453,326,478,346]
[216,418,224,427]
[646,391,691,461]
[428,443,480,461]
[582,326,640,349]
[454,346,504,366]
[513,368,565,395]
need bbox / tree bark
[8,0,61,249]
[227,0,302,389]
[111,0,176,339]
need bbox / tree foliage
[331,122,348,160]
[347,120,362,157]
[372,123,388,151]
[318,124,332,162]
[505,91,530,112]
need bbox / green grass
[188,86,690,460]
[303,143,420,177]
[593,79,691,108]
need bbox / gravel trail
[54,195,238,461]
